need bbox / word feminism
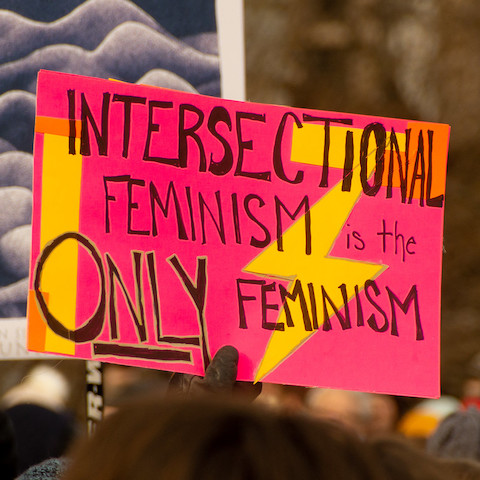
[67,89,444,207]
[33,232,424,359]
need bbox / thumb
[202,345,239,392]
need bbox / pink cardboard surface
[28,70,450,397]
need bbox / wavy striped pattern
[0,0,219,316]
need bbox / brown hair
[63,395,385,480]
[369,436,452,480]
[439,458,480,480]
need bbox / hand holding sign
[168,345,262,401]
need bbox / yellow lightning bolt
[246,124,401,383]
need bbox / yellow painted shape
[291,123,405,188]
[291,124,363,168]
[40,134,82,355]
[249,123,387,383]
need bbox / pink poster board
[28,70,450,397]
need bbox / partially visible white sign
[217,0,245,101]
[0,318,53,359]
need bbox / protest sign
[28,70,449,397]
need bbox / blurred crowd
[2,348,480,479]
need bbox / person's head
[0,409,17,480]
[427,407,480,461]
[439,457,480,480]
[305,388,372,436]
[369,436,452,480]
[367,394,398,436]
[63,395,384,480]
[396,396,461,447]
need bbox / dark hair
[0,409,17,480]
[439,457,480,480]
[370,436,452,480]
[63,396,385,480]
[427,408,480,460]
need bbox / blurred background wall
[245,0,480,397]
